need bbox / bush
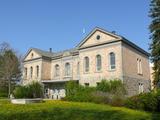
[0,86,8,98]
[65,81,95,102]
[96,79,126,96]
[13,81,43,98]
[65,79,126,106]
[125,91,158,112]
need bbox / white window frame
[138,83,144,94]
[55,64,60,77]
[96,54,102,71]
[84,57,89,73]
[65,62,70,76]
[109,52,116,70]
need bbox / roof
[32,48,55,58]
[24,27,150,61]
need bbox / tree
[0,42,21,98]
[149,0,160,88]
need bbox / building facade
[23,27,151,99]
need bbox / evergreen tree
[149,0,160,87]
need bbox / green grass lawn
[0,99,159,120]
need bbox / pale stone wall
[23,59,42,84]
[122,43,150,80]
[25,50,41,61]
[122,43,151,96]
[80,30,119,48]
[79,42,123,86]
[41,60,51,80]
[51,56,80,81]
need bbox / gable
[77,28,122,48]
[24,49,41,61]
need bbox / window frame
[84,56,89,73]
[96,54,102,71]
[64,62,71,76]
[36,65,39,78]
[109,52,116,70]
[30,66,33,79]
[54,64,60,77]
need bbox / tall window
[77,62,80,75]
[55,64,60,77]
[30,66,33,78]
[36,65,39,78]
[109,52,116,70]
[138,83,144,94]
[96,54,102,71]
[137,58,142,75]
[65,62,70,76]
[84,57,89,72]
[25,68,27,78]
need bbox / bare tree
[0,42,22,98]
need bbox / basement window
[84,83,89,87]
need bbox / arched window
[65,63,70,76]
[96,55,102,71]
[55,64,60,77]
[25,67,27,78]
[36,65,39,78]
[30,66,33,78]
[109,52,116,70]
[84,57,89,72]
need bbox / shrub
[65,81,96,102]
[125,91,158,112]
[0,86,8,98]
[13,81,43,98]
[96,79,126,96]
[65,79,126,106]
[96,80,111,92]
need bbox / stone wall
[123,76,151,96]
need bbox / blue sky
[0,0,151,54]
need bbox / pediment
[77,28,122,48]
[24,49,41,61]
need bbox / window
[109,52,116,70]
[96,35,101,40]
[77,62,80,75]
[84,57,89,72]
[36,65,39,78]
[96,54,102,71]
[30,67,33,78]
[137,58,142,75]
[65,63,70,76]
[84,83,89,87]
[55,64,60,77]
[139,59,142,74]
[96,82,100,86]
[31,53,34,59]
[25,68,27,78]
[138,83,144,94]
[137,58,139,73]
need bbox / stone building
[23,27,151,99]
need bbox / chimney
[111,31,116,34]
[49,48,52,53]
